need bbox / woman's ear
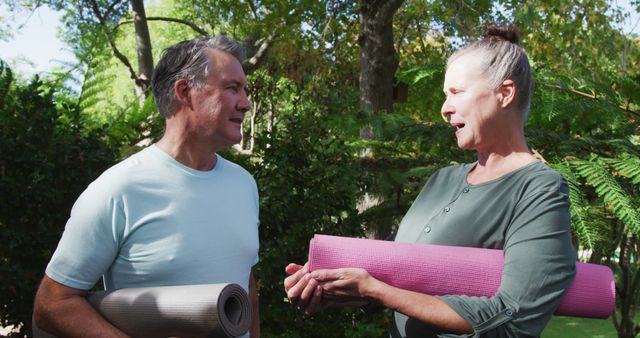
[498,79,516,108]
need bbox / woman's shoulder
[517,161,568,196]
[434,162,475,178]
[523,161,565,182]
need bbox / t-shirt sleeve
[251,175,260,267]
[440,179,577,337]
[45,180,124,290]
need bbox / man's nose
[237,90,251,113]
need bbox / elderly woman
[284,25,576,337]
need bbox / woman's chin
[456,140,474,151]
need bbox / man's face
[188,49,251,150]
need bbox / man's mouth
[230,117,243,124]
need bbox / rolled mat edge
[33,283,251,338]
[309,234,615,319]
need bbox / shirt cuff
[440,295,516,335]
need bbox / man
[33,35,260,338]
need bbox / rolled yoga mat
[308,234,616,319]
[33,283,251,338]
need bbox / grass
[543,316,618,338]
[543,313,640,338]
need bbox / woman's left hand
[310,268,380,301]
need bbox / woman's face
[441,54,503,152]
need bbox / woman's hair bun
[483,24,520,45]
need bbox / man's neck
[155,132,219,171]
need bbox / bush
[0,62,117,336]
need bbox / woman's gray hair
[447,25,534,121]
[151,35,246,117]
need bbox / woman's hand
[311,268,380,301]
[283,263,324,315]
[284,264,381,315]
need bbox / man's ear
[174,79,192,108]
[498,79,516,108]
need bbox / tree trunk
[357,0,404,240]
[614,233,640,338]
[358,0,404,113]
[130,0,153,101]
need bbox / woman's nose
[441,102,454,121]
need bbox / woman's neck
[467,149,537,185]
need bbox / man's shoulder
[217,155,255,181]
[86,147,153,194]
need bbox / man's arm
[33,275,130,338]
[249,271,260,338]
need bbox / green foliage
[78,49,164,152]
[543,311,640,337]
[526,60,639,336]
[530,69,636,137]
[512,0,635,81]
[2,0,640,336]
[572,158,640,234]
[78,48,120,121]
[609,156,640,184]
[224,74,382,337]
[0,61,117,334]
[550,162,609,250]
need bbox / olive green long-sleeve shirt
[392,161,576,338]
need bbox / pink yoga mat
[308,234,615,319]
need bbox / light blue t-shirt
[46,145,260,292]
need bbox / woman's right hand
[283,262,324,315]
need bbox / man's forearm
[37,297,129,338]
[34,276,130,338]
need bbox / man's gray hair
[447,25,534,121]
[151,35,246,117]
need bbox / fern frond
[396,63,443,86]
[605,139,640,157]
[572,159,640,234]
[78,51,117,117]
[605,156,640,185]
[551,162,606,249]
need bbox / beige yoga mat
[33,283,251,338]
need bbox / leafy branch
[115,16,209,36]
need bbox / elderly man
[33,35,260,338]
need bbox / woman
[284,24,576,337]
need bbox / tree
[41,0,202,101]
[358,0,405,114]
